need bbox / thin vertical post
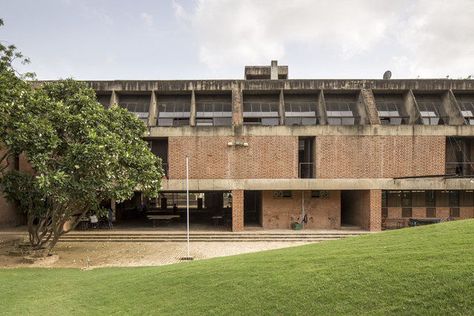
[186,156,190,258]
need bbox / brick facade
[261,190,341,229]
[316,136,445,179]
[232,190,244,232]
[168,136,298,179]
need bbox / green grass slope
[1,220,474,315]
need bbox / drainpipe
[301,191,305,229]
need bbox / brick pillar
[368,189,382,231]
[232,190,244,232]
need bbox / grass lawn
[1,220,474,315]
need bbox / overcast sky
[1,0,473,80]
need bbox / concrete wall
[168,136,298,179]
[316,136,445,178]
[261,190,341,229]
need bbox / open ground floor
[2,189,474,232]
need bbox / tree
[0,21,163,253]
[2,80,163,253]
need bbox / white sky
[1,0,473,80]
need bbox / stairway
[58,231,369,243]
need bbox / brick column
[368,189,382,231]
[232,190,244,232]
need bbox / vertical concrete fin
[148,91,158,127]
[190,89,196,127]
[318,89,328,125]
[405,90,422,124]
[443,90,464,125]
[110,90,119,108]
[270,60,278,80]
[279,89,285,125]
[232,84,243,127]
[359,89,380,125]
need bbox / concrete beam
[190,90,196,127]
[148,91,158,127]
[405,90,422,124]
[161,178,474,191]
[279,89,285,125]
[110,90,119,108]
[232,84,243,127]
[317,90,328,125]
[443,90,464,125]
[359,89,380,125]
[148,124,474,137]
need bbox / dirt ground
[0,234,309,269]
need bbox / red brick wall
[316,136,445,178]
[261,190,341,229]
[0,149,19,226]
[169,136,298,179]
[232,190,244,232]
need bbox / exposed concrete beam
[232,84,243,127]
[405,90,422,124]
[190,90,196,127]
[148,91,158,127]
[161,178,474,191]
[317,90,328,125]
[443,90,464,125]
[110,90,119,108]
[359,89,380,125]
[279,89,285,125]
[147,124,474,137]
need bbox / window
[374,94,405,125]
[401,191,412,207]
[325,94,358,125]
[119,94,150,124]
[285,94,318,126]
[426,190,436,207]
[456,94,474,125]
[243,93,280,126]
[415,95,445,125]
[196,95,232,126]
[158,95,191,127]
[449,191,460,207]
[96,94,111,108]
[387,191,401,207]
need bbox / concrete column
[442,90,464,125]
[110,90,119,108]
[368,190,382,231]
[405,90,422,124]
[279,89,285,125]
[232,190,244,232]
[111,199,116,222]
[359,89,380,125]
[232,85,243,127]
[190,90,196,127]
[317,89,328,125]
[148,91,158,127]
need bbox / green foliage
[0,20,162,251]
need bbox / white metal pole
[186,156,190,258]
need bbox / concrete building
[2,61,474,231]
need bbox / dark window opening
[119,94,150,124]
[243,93,280,126]
[298,137,314,178]
[196,94,232,126]
[149,138,168,177]
[285,94,318,126]
[325,94,359,125]
[415,94,447,125]
[157,94,191,127]
[374,94,407,125]
[446,137,474,176]
[455,94,474,125]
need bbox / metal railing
[299,162,314,178]
[446,162,474,176]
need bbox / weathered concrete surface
[161,178,474,191]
